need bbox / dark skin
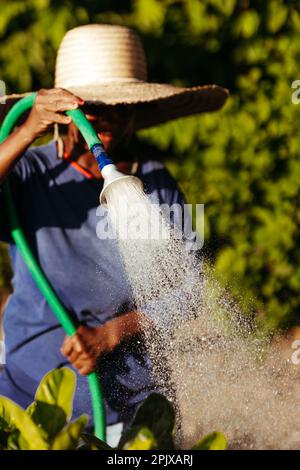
[0,88,150,375]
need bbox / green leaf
[133,0,165,32]
[26,401,36,417]
[267,2,288,33]
[192,431,227,450]
[29,367,76,437]
[35,367,76,419]
[0,396,48,450]
[27,401,67,440]
[79,432,113,450]
[0,416,11,449]
[121,426,157,450]
[130,393,175,449]
[50,415,88,450]
[233,10,260,38]
[7,429,21,450]
[18,433,31,450]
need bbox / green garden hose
[0,92,106,441]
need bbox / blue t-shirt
[0,141,186,426]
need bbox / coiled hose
[0,92,106,441]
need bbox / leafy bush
[2,1,298,328]
[0,367,227,450]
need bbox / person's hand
[60,325,114,376]
[60,312,148,376]
[22,88,84,141]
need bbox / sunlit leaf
[50,415,88,450]
[33,368,76,421]
[0,396,48,450]
[192,431,227,450]
[121,426,157,450]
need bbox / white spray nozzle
[100,164,143,206]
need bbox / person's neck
[76,151,103,179]
[63,145,134,179]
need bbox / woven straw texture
[1,24,229,129]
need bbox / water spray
[0,92,143,440]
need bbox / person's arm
[60,311,151,376]
[0,88,83,185]
[0,125,36,185]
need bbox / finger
[37,91,78,107]
[45,99,79,113]
[38,88,54,96]
[42,111,72,125]
[39,88,84,103]
[50,89,84,106]
[68,347,81,364]
[36,94,82,112]
[58,88,84,104]
[39,88,63,95]
[76,361,95,376]
[74,335,86,353]
[72,355,93,375]
[75,327,93,352]
[61,336,74,356]
[78,366,93,376]
[71,333,85,353]
[73,352,90,365]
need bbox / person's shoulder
[138,159,178,191]
[24,140,57,167]
[139,159,165,174]
[14,140,57,178]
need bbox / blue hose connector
[91,143,113,171]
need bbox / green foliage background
[1,0,300,329]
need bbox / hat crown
[55,24,147,88]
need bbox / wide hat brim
[0,81,228,130]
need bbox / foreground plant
[80,391,227,451]
[0,368,87,450]
[0,367,227,450]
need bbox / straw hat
[1,24,229,129]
